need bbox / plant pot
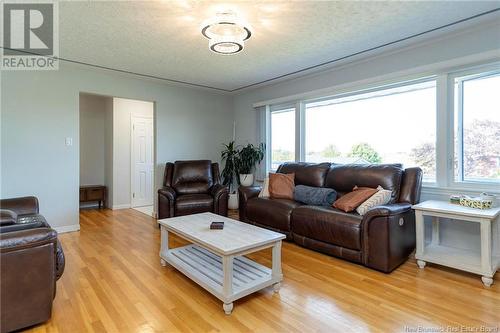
[239,174,254,187]
[228,192,239,210]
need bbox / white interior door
[131,116,154,207]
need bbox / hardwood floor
[27,209,499,333]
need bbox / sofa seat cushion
[175,194,213,215]
[291,206,362,250]
[246,197,302,232]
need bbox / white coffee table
[158,212,285,314]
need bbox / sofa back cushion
[172,160,213,194]
[326,164,403,203]
[277,162,330,187]
[398,167,423,204]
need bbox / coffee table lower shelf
[160,244,281,314]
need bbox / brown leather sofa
[158,160,229,219]
[0,196,65,333]
[239,163,422,273]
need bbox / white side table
[412,200,500,287]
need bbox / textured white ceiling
[59,1,500,91]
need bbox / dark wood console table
[80,185,107,208]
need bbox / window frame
[449,66,500,188]
[263,61,500,194]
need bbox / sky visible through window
[271,109,295,169]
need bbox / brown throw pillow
[333,186,378,213]
[269,173,295,200]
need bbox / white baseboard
[112,204,131,210]
[54,224,80,234]
[79,202,100,209]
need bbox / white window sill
[422,184,500,197]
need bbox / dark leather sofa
[158,160,229,219]
[239,163,422,273]
[0,196,65,333]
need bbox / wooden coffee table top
[158,212,285,256]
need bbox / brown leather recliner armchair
[0,196,65,333]
[158,160,228,219]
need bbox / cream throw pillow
[356,185,392,216]
[259,177,270,198]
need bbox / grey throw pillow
[294,185,337,206]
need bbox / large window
[271,108,295,170]
[263,63,500,190]
[305,81,437,181]
[454,72,500,183]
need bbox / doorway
[79,94,155,217]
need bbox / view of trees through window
[304,81,437,181]
[455,73,500,182]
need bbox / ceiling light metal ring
[209,41,243,55]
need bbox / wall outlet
[65,137,73,146]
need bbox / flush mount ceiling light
[201,11,251,55]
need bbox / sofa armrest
[238,186,261,202]
[238,186,261,222]
[211,184,229,216]
[158,186,176,201]
[0,196,39,215]
[158,186,177,219]
[0,227,57,252]
[211,184,228,198]
[0,209,17,226]
[0,213,50,233]
[361,203,415,273]
[362,203,412,221]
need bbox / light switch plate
[65,137,73,146]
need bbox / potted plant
[221,141,240,209]
[236,143,265,187]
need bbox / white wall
[112,97,153,208]
[79,93,109,186]
[1,63,233,231]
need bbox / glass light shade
[201,12,251,55]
